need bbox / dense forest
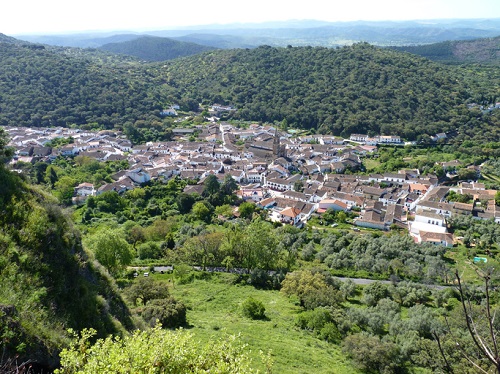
[391,36,500,65]
[99,36,217,61]
[0,39,498,141]
[158,43,495,138]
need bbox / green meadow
[155,273,361,374]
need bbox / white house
[75,183,95,196]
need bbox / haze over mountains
[13,18,500,49]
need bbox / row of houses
[5,125,499,247]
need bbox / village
[4,119,500,248]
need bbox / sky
[3,0,500,35]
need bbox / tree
[293,180,304,192]
[0,127,13,164]
[53,176,76,205]
[340,279,356,300]
[215,204,234,219]
[45,165,59,188]
[202,174,220,197]
[175,193,195,214]
[238,202,255,219]
[281,270,342,309]
[342,332,404,373]
[192,201,212,222]
[362,281,390,307]
[125,277,170,306]
[84,229,133,275]
[451,269,500,373]
[221,174,238,196]
[182,231,224,270]
[141,297,187,328]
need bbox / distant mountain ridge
[391,36,500,64]
[12,18,500,48]
[99,35,217,61]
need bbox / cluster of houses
[467,102,500,114]
[5,122,499,247]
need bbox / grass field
[445,245,500,284]
[155,273,361,374]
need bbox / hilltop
[99,35,217,61]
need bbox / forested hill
[391,36,500,65]
[160,43,475,139]
[99,35,217,61]
[0,41,495,140]
[0,32,26,45]
[0,42,162,129]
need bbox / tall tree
[84,228,133,275]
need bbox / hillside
[160,43,479,139]
[0,42,162,129]
[392,35,500,64]
[0,32,25,44]
[99,35,216,61]
[0,40,497,140]
[0,132,134,370]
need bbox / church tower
[273,129,286,158]
[273,129,280,157]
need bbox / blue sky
[4,0,500,35]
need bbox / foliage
[342,332,405,374]
[125,277,170,306]
[392,36,500,65]
[2,42,498,144]
[0,168,134,369]
[0,127,13,163]
[238,202,256,219]
[281,270,343,309]
[84,228,133,275]
[295,308,341,343]
[316,232,449,282]
[55,326,258,374]
[160,43,481,139]
[241,297,266,320]
[141,297,187,328]
[99,36,216,61]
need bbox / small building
[75,182,95,197]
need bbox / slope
[0,42,162,129]
[391,35,500,65]
[0,139,134,370]
[99,35,216,61]
[159,43,476,139]
[0,40,496,140]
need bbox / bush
[319,322,341,344]
[242,297,266,320]
[141,297,187,328]
[137,242,163,260]
[125,277,170,306]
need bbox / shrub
[242,297,266,320]
[141,297,187,328]
[137,242,163,260]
